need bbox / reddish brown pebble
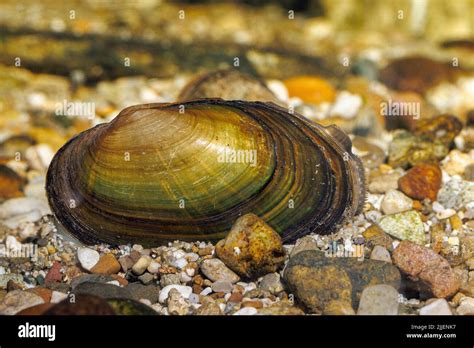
[110,274,128,286]
[45,261,62,285]
[193,284,203,294]
[27,287,53,303]
[90,253,121,274]
[392,241,461,298]
[242,300,263,309]
[228,292,243,303]
[16,303,55,315]
[398,163,442,201]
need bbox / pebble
[284,250,401,312]
[379,210,425,245]
[167,288,191,315]
[398,163,442,201]
[0,274,24,289]
[200,287,213,296]
[289,235,319,257]
[171,258,188,269]
[77,248,100,271]
[258,302,304,315]
[368,171,403,194]
[0,290,45,315]
[456,297,474,315]
[138,272,154,285]
[147,261,161,274]
[200,258,240,283]
[393,241,461,298]
[260,273,285,294]
[381,189,413,215]
[211,281,233,293]
[160,274,180,287]
[1,197,48,221]
[90,253,121,274]
[323,300,355,315]
[215,213,285,278]
[419,299,452,315]
[436,176,474,210]
[50,291,68,304]
[195,301,222,315]
[357,285,399,315]
[362,224,394,251]
[442,150,474,176]
[25,144,54,171]
[233,307,258,315]
[370,246,392,263]
[158,285,192,304]
[132,255,152,275]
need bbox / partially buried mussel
[46,99,365,246]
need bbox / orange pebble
[284,76,336,104]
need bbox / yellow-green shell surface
[46,99,365,246]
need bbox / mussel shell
[46,99,365,246]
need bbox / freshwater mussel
[46,99,365,246]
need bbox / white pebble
[50,291,68,304]
[200,287,213,296]
[233,307,258,315]
[77,247,100,271]
[158,285,192,303]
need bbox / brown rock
[27,287,52,303]
[45,261,62,285]
[242,300,263,309]
[110,274,128,287]
[16,303,54,315]
[195,301,222,315]
[323,300,356,315]
[0,165,25,199]
[284,264,352,314]
[362,224,394,252]
[393,241,461,298]
[228,292,243,303]
[398,163,442,201]
[215,213,285,278]
[413,114,463,146]
[91,253,121,274]
[257,302,304,315]
[284,250,401,308]
[379,56,457,94]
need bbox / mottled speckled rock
[398,163,442,201]
[284,250,401,310]
[200,258,240,283]
[216,214,285,278]
[393,241,461,298]
[0,290,45,315]
[257,302,304,315]
[357,285,399,315]
[107,298,157,315]
[388,130,448,169]
[284,263,352,313]
[378,210,425,245]
[322,300,356,315]
[362,224,394,252]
